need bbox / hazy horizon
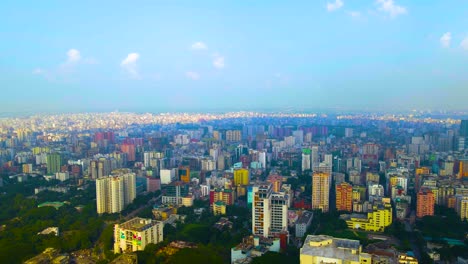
[1,1,468,113]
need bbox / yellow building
[181,196,194,207]
[234,168,249,186]
[152,206,177,221]
[32,147,50,155]
[22,163,33,173]
[456,195,468,220]
[398,253,418,264]
[366,172,379,183]
[344,200,392,232]
[312,172,330,213]
[459,159,468,179]
[179,166,191,183]
[300,235,372,264]
[213,201,227,215]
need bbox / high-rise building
[96,172,136,214]
[162,181,189,205]
[293,130,304,145]
[46,153,62,174]
[460,120,468,137]
[312,172,330,213]
[121,143,136,162]
[270,192,288,235]
[234,168,249,186]
[416,188,435,218]
[336,182,353,212]
[178,166,190,183]
[252,183,288,238]
[458,159,468,179]
[160,169,176,184]
[455,195,468,220]
[114,217,163,253]
[302,148,311,172]
[226,130,242,142]
[311,146,319,169]
[252,184,272,238]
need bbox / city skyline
[1,1,468,113]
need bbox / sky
[1,0,467,113]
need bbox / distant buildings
[114,217,164,253]
[96,172,136,214]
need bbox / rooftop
[300,235,361,261]
[118,217,160,232]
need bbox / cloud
[213,54,225,69]
[32,68,45,75]
[461,37,468,51]
[348,11,361,18]
[326,0,344,11]
[376,0,407,18]
[191,42,208,50]
[66,49,81,63]
[186,71,200,80]
[440,32,451,48]
[120,53,140,79]
[34,49,96,81]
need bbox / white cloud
[440,32,451,48]
[120,53,140,79]
[213,54,225,69]
[66,49,81,63]
[461,37,468,51]
[326,0,344,11]
[32,68,44,75]
[376,0,407,18]
[348,11,361,18]
[191,42,208,50]
[186,71,200,80]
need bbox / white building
[160,169,176,184]
[55,172,69,182]
[302,153,311,171]
[96,172,136,214]
[114,217,163,253]
[252,183,288,238]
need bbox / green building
[46,153,62,174]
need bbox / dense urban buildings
[1,110,468,263]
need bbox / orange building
[179,166,190,183]
[458,159,468,179]
[336,182,353,212]
[267,174,283,192]
[417,188,435,218]
[447,195,456,209]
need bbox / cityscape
[1,1,468,264]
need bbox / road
[123,194,162,220]
[404,220,421,260]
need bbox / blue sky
[1,0,467,113]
